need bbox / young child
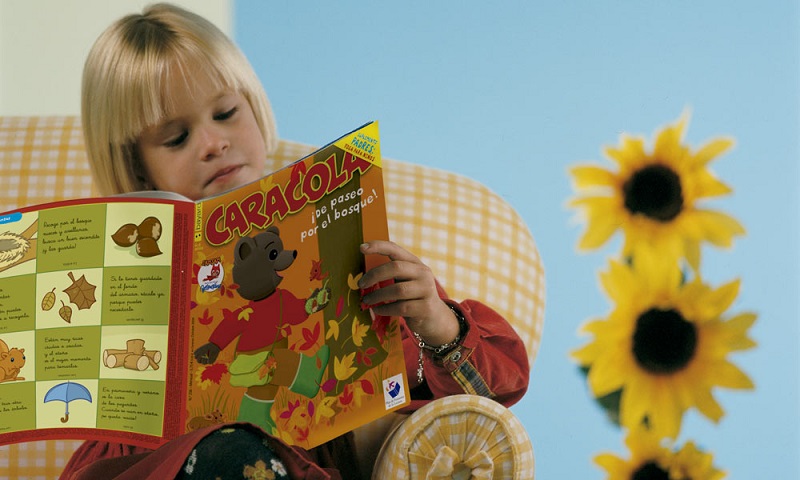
[62,3,529,479]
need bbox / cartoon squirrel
[0,338,26,382]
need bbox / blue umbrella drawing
[44,381,92,423]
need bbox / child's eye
[214,107,238,121]
[164,131,188,148]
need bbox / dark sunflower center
[632,308,697,374]
[632,462,670,480]
[622,164,683,222]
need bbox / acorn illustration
[136,237,162,257]
[137,216,162,241]
[111,223,139,247]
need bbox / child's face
[136,69,268,201]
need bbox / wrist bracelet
[413,304,466,384]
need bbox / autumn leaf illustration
[347,272,363,291]
[197,308,214,326]
[351,319,369,347]
[334,352,358,381]
[360,378,375,395]
[326,319,340,341]
[63,272,96,310]
[339,384,354,406]
[320,378,337,393]
[315,396,337,422]
[299,322,321,351]
[280,400,301,420]
[195,363,229,390]
[237,307,254,321]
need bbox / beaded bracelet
[412,304,466,384]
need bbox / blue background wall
[235,1,799,477]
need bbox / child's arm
[359,240,530,408]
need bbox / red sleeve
[60,441,152,480]
[400,283,530,412]
[279,289,312,326]
[207,306,250,349]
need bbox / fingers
[361,277,432,309]
[360,240,420,263]
[368,297,439,319]
[359,240,427,286]
[359,240,441,324]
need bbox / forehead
[158,60,231,116]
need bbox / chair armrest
[372,395,534,479]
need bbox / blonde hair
[82,2,277,195]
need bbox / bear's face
[232,226,297,301]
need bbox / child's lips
[206,165,243,186]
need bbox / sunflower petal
[713,361,754,390]
[693,388,725,423]
[692,137,735,167]
[654,115,689,164]
[705,278,741,317]
[722,312,758,351]
[605,135,648,171]
[690,209,746,247]
[570,165,618,189]
[594,453,628,475]
[578,210,620,250]
[588,350,627,397]
[600,259,638,303]
[684,239,701,272]
[620,373,651,430]
[688,169,733,198]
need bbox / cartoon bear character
[193,226,329,433]
[0,339,26,382]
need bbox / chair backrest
[0,115,544,365]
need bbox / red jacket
[61,289,529,480]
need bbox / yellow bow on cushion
[418,445,494,479]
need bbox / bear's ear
[235,237,257,262]
[267,225,280,236]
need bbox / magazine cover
[0,121,410,449]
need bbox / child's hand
[359,240,460,347]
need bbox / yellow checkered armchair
[0,116,543,479]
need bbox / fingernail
[360,243,369,252]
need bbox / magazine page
[0,196,195,447]
[188,121,410,449]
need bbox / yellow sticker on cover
[334,121,381,167]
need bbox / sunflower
[572,252,756,439]
[569,112,745,270]
[595,427,726,480]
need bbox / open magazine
[0,121,410,449]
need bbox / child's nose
[200,125,230,160]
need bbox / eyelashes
[162,106,238,148]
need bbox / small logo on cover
[198,258,224,293]
[382,373,407,409]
